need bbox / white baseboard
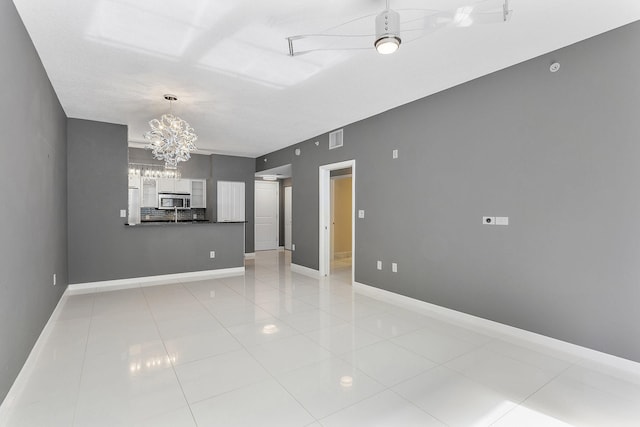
[353,282,640,375]
[278,246,285,252]
[0,292,68,420]
[244,253,256,259]
[67,267,245,295]
[290,263,321,278]
[334,251,352,260]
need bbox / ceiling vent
[329,129,344,150]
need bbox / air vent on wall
[329,129,344,150]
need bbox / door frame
[254,180,280,251]
[319,160,355,280]
[284,186,292,250]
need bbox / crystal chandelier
[144,95,198,169]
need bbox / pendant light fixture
[144,94,198,169]
[374,0,401,55]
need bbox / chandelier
[144,94,198,169]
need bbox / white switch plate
[392,263,398,273]
[496,216,509,226]
[53,273,56,286]
[292,244,295,251]
[120,209,127,218]
[482,216,495,225]
[377,260,382,270]
[358,210,365,219]
[209,251,215,258]
[392,149,398,159]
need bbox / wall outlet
[292,243,295,251]
[120,209,127,218]
[392,263,398,273]
[496,216,509,226]
[377,260,382,270]
[358,210,365,219]
[392,149,398,159]
[53,273,56,286]
[193,213,197,219]
[482,216,496,225]
[209,251,215,258]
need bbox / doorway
[319,160,355,281]
[255,180,279,251]
[330,171,352,273]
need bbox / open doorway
[319,160,355,282]
[330,169,352,274]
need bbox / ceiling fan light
[375,36,401,54]
[375,8,401,55]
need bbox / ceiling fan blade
[289,46,372,57]
[287,33,373,56]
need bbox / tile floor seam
[266,357,377,423]
[542,363,640,406]
[397,391,452,427]
[389,321,493,368]
[141,282,200,427]
[70,293,96,427]
[313,387,393,424]
[480,338,574,374]
[486,362,577,426]
[231,332,320,423]
[441,354,575,411]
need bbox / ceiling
[13,0,640,158]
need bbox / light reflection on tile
[3,250,640,426]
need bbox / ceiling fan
[286,0,512,56]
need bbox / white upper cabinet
[157,178,190,193]
[141,178,158,207]
[191,179,207,208]
[157,178,173,193]
[175,179,190,193]
[128,175,140,189]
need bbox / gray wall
[257,21,640,362]
[209,155,255,254]
[0,1,68,403]
[68,119,245,284]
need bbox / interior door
[284,186,292,250]
[254,181,279,251]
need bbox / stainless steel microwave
[158,193,191,210]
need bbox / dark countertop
[125,220,247,227]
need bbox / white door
[284,186,292,250]
[255,181,279,251]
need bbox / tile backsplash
[141,208,206,222]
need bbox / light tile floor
[2,250,640,426]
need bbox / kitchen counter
[125,220,247,226]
